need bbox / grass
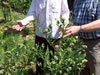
[0,9,4,18]
[0,7,35,40]
[0,7,25,26]
[0,7,87,75]
[0,8,36,74]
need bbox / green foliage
[0,0,32,22]
[7,0,32,14]
[0,29,36,75]
[38,18,87,75]
[0,8,87,74]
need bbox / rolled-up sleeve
[61,0,70,25]
[21,0,36,26]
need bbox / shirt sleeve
[21,0,36,26]
[61,0,70,25]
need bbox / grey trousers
[81,39,100,75]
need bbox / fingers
[59,26,75,38]
[19,26,25,31]
[58,26,71,33]
[63,30,73,38]
[63,33,72,38]
[58,26,80,38]
[60,24,67,30]
[17,20,24,27]
[12,20,25,31]
[12,24,24,31]
[58,24,67,33]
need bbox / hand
[63,26,80,38]
[13,20,25,31]
[58,24,67,34]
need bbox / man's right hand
[13,20,25,31]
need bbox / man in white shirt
[14,0,69,38]
[13,0,69,74]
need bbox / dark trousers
[35,36,60,75]
[80,39,100,75]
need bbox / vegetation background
[0,0,87,75]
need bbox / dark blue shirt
[72,0,100,39]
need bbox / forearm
[81,19,100,32]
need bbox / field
[0,6,87,75]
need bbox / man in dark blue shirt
[63,0,100,75]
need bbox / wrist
[18,22,24,27]
[80,25,83,32]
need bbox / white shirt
[21,0,69,39]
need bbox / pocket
[86,1,96,20]
[87,9,96,20]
